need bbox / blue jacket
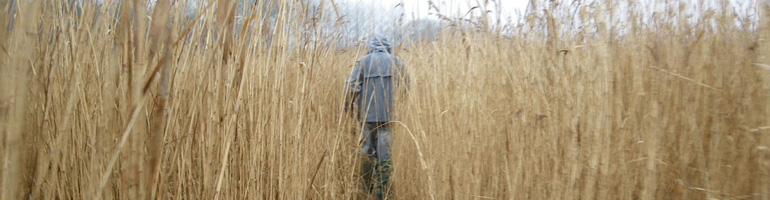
[346,35,408,122]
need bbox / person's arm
[345,61,363,113]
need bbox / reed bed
[1,0,769,199]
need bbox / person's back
[345,34,407,199]
[353,41,406,122]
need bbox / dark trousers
[359,122,392,199]
[361,122,392,162]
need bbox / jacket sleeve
[344,61,363,111]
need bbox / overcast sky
[336,0,758,23]
[338,0,529,22]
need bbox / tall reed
[1,0,768,199]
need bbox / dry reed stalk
[0,2,8,195]
[173,0,218,47]
[146,0,173,199]
[756,3,770,200]
[2,0,41,199]
[760,3,770,90]
[212,1,247,199]
[647,66,723,92]
[304,150,328,199]
[132,0,148,106]
[126,1,150,198]
[147,0,172,58]
[96,94,149,200]
[28,49,82,199]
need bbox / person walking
[345,34,408,199]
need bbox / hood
[369,34,392,54]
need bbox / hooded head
[369,34,392,54]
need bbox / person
[345,34,408,199]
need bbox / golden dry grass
[2,0,770,199]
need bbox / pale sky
[340,0,530,22]
[336,0,759,25]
